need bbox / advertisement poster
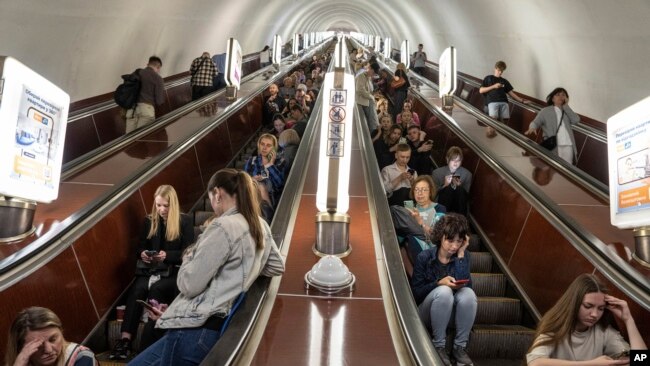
[438,46,457,98]
[12,86,63,187]
[612,121,650,214]
[0,56,69,203]
[608,96,650,229]
[225,38,242,89]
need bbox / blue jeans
[487,102,510,120]
[128,328,219,366]
[418,286,477,348]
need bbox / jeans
[128,328,219,366]
[487,102,510,120]
[418,286,477,348]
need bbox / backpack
[114,68,142,109]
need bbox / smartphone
[267,147,277,161]
[144,250,158,257]
[426,140,433,145]
[454,279,470,285]
[407,168,415,175]
[452,175,461,179]
[404,200,415,209]
[136,299,156,312]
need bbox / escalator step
[234,160,246,170]
[107,320,145,352]
[468,324,535,359]
[475,297,521,325]
[467,234,481,252]
[469,252,492,273]
[470,273,506,297]
[203,197,211,211]
[194,211,215,227]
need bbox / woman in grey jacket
[525,87,580,164]
[129,169,285,366]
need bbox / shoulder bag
[540,109,565,151]
[391,77,406,89]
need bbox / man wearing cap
[356,62,380,131]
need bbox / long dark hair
[207,169,264,250]
[545,87,569,106]
[528,274,614,352]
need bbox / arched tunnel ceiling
[1,0,649,121]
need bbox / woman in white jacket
[129,168,285,366]
[525,87,580,164]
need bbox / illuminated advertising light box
[225,38,243,89]
[439,46,457,98]
[400,40,410,68]
[384,38,391,59]
[607,96,650,229]
[0,56,69,203]
[272,35,282,64]
[293,34,300,55]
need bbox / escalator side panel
[94,106,129,144]
[166,82,193,110]
[63,115,101,163]
[72,190,146,315]
[194,122,236,187]
[576,136,609,184]
[0,246,100,355]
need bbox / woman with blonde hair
[130,169,284,365]
[527,274,646,365]
[6,307,97,366]
[109,185,194,360]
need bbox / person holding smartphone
[109,185,194,360]
[479,60,530,137]
[524,87,580,165]
[381,143,417,206]
[432,146,472,216]
[243,133,285,208]
[129,169,285,366]
[411,214,476,366]
[526,274,646,365]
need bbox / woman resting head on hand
[6,307,96,366]
[526,273,647,365]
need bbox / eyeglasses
[413,188,429,193]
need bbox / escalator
[0,40,334,358]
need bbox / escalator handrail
[0,41,334,291]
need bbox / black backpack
[114,68,142,109]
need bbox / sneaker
[435,347,452,366]
[452,346,474,366]
[109,338,131,360]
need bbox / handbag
[135,259,172,277]
[391,77,406,89]
[540,109,565,151]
